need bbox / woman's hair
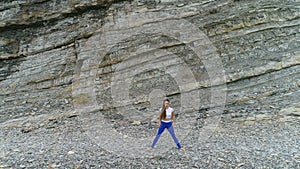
[159,99,169,120]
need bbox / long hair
[159,99,169,121]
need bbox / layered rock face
[0,0,299,125]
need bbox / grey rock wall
[0,0,299,124]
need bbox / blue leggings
[151,121,182,149]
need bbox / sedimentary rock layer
[0,0,299,123]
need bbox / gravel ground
[1,91,299,168]
[1,115,299,169]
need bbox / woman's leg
[167,124,182,149]
[151,122,166,148]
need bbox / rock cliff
[1,0,299,123]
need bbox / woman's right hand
[158,122,161,127]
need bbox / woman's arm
[158,112,161,127]
[172,111,175,124]
[158,118,161,127]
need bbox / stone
[68,151,75,155]
[237,163,245,167]
[277,105,300,123]
[131,121,141,125]
[48,163,60,168]
[0,165,7,168]
[255,114,271,121]
[177,4,185,7]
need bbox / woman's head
[164,99,170,108]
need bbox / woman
[151,99,185,150]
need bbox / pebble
[177,3,185,7]
[131,121,141,125]
[68,151,75,155]
[48,163,60,168]
[27,159,34,163]
[237,163,245,167]
[137,2,144,6]
[218,157,225,162]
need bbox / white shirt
[161,107,174,123]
